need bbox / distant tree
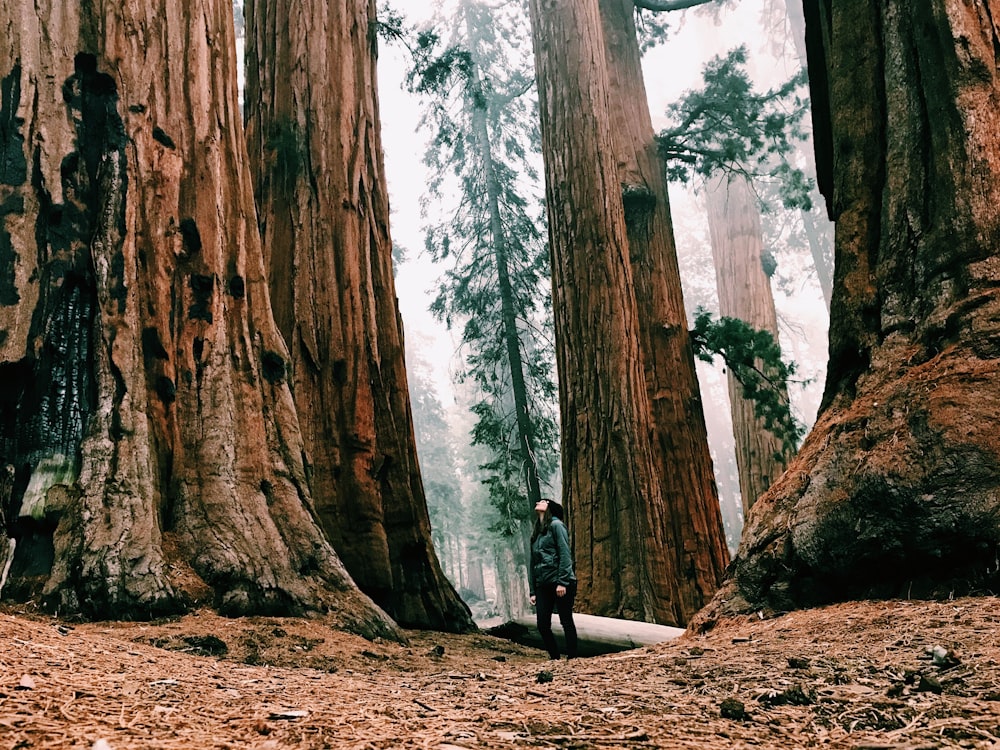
[705,175,798,511]
[406,340,464,581]
[658,47,808,509]
[406,1,560,561]
[0,0,397,637]
[658,46,810,205]
[704,0,1000,619]
[769,0,834,308]
[689,309,802,458]
[244,0,473,631]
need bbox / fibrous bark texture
[243,0,474,631]
[703,0,1000,620]
[599,0,729,623]
[0,0,399,638]
[705,174,795,513]
[527,0,682,624]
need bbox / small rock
[929,645,960,669]
[16,674,36,690]
[720,697,747,720]
[536,670,553,684]
[759,685,814,706]
[92,740,113,750]
[787,656,811,669]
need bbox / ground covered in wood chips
[3,596,1000,749]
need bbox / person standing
[528,498,578,659]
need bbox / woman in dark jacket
[528,498,578,659]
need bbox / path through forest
[3,597,1000,748]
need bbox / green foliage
[634,0,736,54]
[408,0,559,533]
[634,8,673,54]
[374,3,407,44]
[658,46,811,208]
[689,308,805,455]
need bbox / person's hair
[531,499,557,543]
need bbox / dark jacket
[529,517,576,595]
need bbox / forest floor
[2,596,1000,749]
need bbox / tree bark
[598,0,729,623]
[0,0,399,637]
[527,0,682,624]
[244,0,474,631]
[705,174,795,513]
[700,0,1000,620]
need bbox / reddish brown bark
[527,0,682,623]
[701,0,1000,620]
[598,0,729,623]
[243,0,473,631]
[0,0,398,638]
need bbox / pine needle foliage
[689,308,805,456]
[406,0,559,536]
[658,46,811,208]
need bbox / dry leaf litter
[3,597,1000,748]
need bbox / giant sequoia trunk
[527,0,683,624]
[705,174,795,513]
[598,0,729,623]
[703,0,1000,619]
[243,0,474,631]
[0,0,398,638]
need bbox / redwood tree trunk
[0,0,398,637]
[527,0,682,623]
[705,174,795,512]
[703,0,1000,619]
[598,0,729,623]
[244,0,474,631]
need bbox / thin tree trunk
[527,0,680,623]
[702,0,1000,619]
[599,0,730,624]
[0,0,398,637]
[467,556,486,600]
[244,0,474,631]
[705,174,795,512]
[467,68,543,509]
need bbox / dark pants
[535,580,578,659]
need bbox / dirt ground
[3,596,1000,749]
